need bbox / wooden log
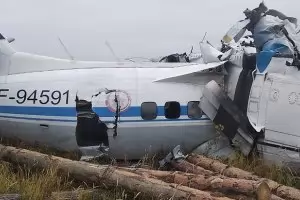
[0,144,233,200]
[187,154,254,179]
[170,160,214,176]
[187,153,300,200]
[122,167,274,199]
[167,159,285,199]
[0,194,21,200]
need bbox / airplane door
[247,72,271,132]
[75,97,110,160]
[262,76,300,147]
[74,89,129,160]
[75,99,109,147]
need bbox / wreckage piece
[123,167,277,199]
[187,154,300,200]
[244,2,297,54]
[159,145,214,176]
[222,19,250,45]
[0,144,234,200]
[159,52,191,63]
[158,47,201,63]
[200,80,259,156]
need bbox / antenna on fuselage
[201,32,207,43]
[199,32,207,50]
[57,36,75,61]
[105,40,121,62]
[197,32,207,58]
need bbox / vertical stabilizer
[0,33,15,76]
[0,33,16,56]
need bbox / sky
[0,0,297,61]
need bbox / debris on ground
[0,144,299,200]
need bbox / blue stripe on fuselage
[0,105,188,118]
[0,114,210,123]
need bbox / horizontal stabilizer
[153,61,226,82]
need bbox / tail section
[0,33,16,56]
[0,33,16,75]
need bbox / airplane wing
[153,61,227,82]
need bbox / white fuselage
[0,51,222,160]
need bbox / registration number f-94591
[0,89,70,105]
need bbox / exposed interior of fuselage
[74,90,207,161]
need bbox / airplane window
[164,101,180,119]
[141,102,157,120]
[188,101,202,119]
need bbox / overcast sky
[0,0,297,61]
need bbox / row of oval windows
[141,101,203,120]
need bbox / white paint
[0,34,222,160]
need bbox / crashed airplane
[0,2,299,170]
[195,2,300,170]
[0,33,224,161]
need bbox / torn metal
[196,2,300,169]
[75,89,122,161]
[159,145,187,168]
[126,46,203,63]
[200,80,258,156]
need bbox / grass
[0,136,300,199]
[0,136,165,200]
[223,151,300,189]
[0,160,155,200]
[0,136,81,160]
[0,162,72,199]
